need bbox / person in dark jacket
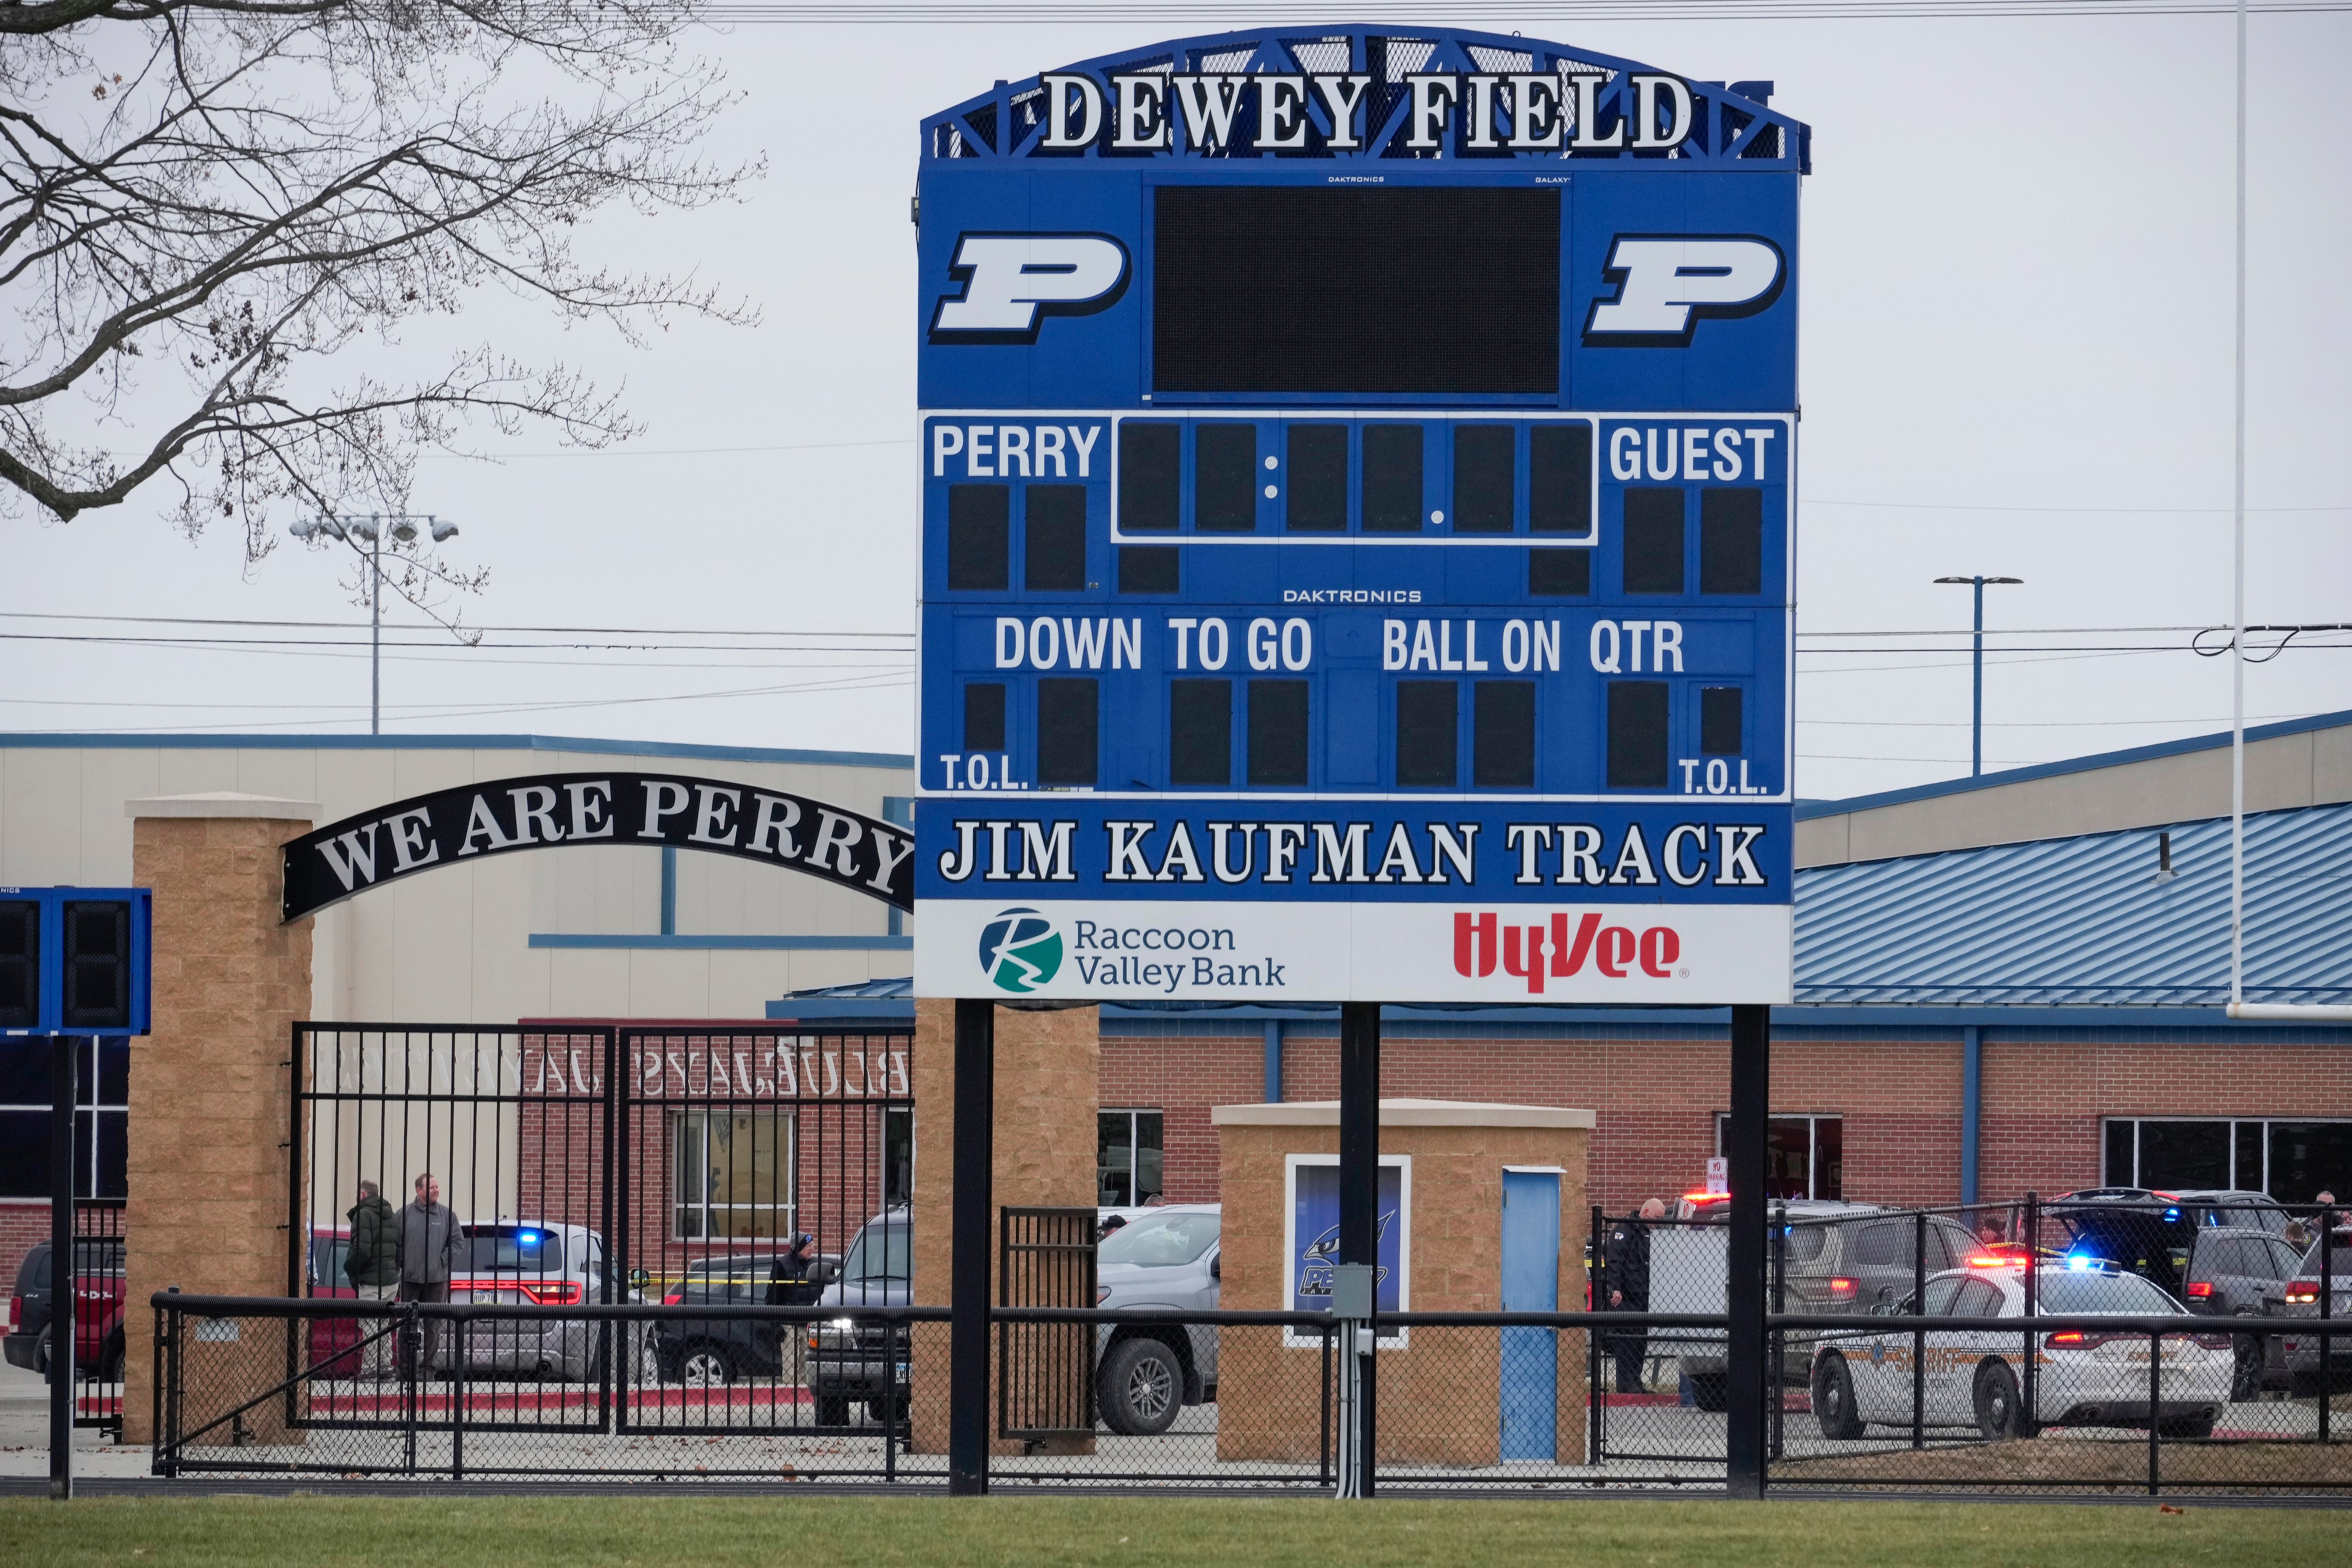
[397,1172,469,1376]
[1602,1198,1666,1394]
[345,1180,401,1377]
[767,1233,822,1307]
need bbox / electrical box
[0,887,151,1036]
[1331,1262,1376,1320]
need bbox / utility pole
[288,514,457,734]
[1933,575,2023,776]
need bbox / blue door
[1499,1168,1562,1461]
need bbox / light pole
[1933,575,2023,777]
[289,513,458,734]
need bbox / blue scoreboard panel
[913,29,1808,1005]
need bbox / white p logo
[1582,236,1785,346]
[929,233,1131,344]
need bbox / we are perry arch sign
[910,28,1807,1007]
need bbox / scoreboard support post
[48,1033,75,1500]
[1338,1002,1382,1499]
[1724,1004,1771,1498]
[948,999,995,1495]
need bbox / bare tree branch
[0,0,758,558]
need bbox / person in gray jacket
[397,1173,469,1376]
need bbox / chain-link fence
[144,1193,2352,1494]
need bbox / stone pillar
[909,998,1097,1457]
[120,794,317,1446]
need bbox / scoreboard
[911,28,1808,1005]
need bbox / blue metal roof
[0,732,913,769]
[1795,803,2352,1006]
[785,802,2352,1015]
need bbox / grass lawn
[3,1494,2349,1568]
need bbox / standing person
[1602,1198,1666,1395]
[396,1173,468,1378]
[345,1179,401,1378]
[766,1232,822,1306]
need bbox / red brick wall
[1099,1030,2346,1217]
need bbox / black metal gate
[288,1021,913,1440]
[997,1207,1097,1440]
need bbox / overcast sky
[4,6,2346,802]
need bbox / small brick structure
[120,792,317,1446]
[907,999,1099,1457]
[1212,1098,1592,1469]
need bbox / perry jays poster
[1285,1154,1411,1347]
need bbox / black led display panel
[1153,188,1561,394]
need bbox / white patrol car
[436,1222,648,1382]
[1810,1259,2234,1442]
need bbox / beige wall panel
[154,747,242,798]
[1792,812,1848,871]
[2318,726,2352,805]
[75,748,163,881]
[532,842,659,936]
[621,950,719,1018]
[546,949,635,1018]
[1,749,100,884]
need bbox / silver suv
[1094,1205,1221,1435]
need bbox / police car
[437,1221,646,1382]
[1810,1258,2233,1442]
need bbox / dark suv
[807,1209,911,1426]
[4,1237,125,1382]
[2182,1226,2304,1397]
[650,1251,840,1385]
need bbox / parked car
[2179,1225,2304,1398]
[4,1237,125,1383]
[433,1221,638,1382]
[2263,1222,2352,1396]
[1094,1204,1221,1436]
[807,1208,911,1425]
[1812,1261,2234,1441]
[650,1250,841,1385]
[1652,1201,1981,1410]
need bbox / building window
[883,1105,912,1210]
[0,1041,127,1200]
[671,1108,794,1239]
[2102,1116,2352,1202]
[1715,1113,1843,1201]
[1097,1109,1164,1206]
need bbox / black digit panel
[947,485,1009,591]
[0,902,35,1030]
[1530,424,1592,534]
[1363,425,1425,532]
[1169,680,1233,786]
[964,683,1007,752]
[1036,679,1099,786]
[1248,680,1310,786]
[1194,424,1258,532]
[1701,687,1745,755]
[1395,681,1459,787]
[1622,488,1686,594]
[1119,423,1181,532]
[1452,425,1515,534]
[1529,548,1591,597]
[1607,682,1670,788]
[1474,681,1536,787]
[1286,425,1348,532]
[1118,546,1179,594]
[1700,487,1764,594]
[1024,486,1087,591]
[62,900,130,1030]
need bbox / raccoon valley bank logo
[1456,911,1685,995]
[979,907,1064,993]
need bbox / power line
[0,611,910,638]
[1803,498,2347,514]
[664,0,2350,19]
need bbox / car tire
[1973,1360,2027,1441]
[2230,1318,2265,1402]
[1098,1337,1183,1436]
[1687,1373,1728,1414]
[102,1333,125,1385]
[32,1326,49,1377]
[813,1394,852,1426]
[867,1396,909,1423]
[676,1343,736,1387]
[1812,1354,1866,1440]
[2159,1410,2217,1441]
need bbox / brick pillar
[120,794,317,1446]
[909,998,1097,1457]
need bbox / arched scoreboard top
[918,27,1809,171]
[912,27,1805,1006]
